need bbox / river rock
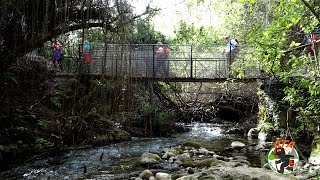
[176,153,191,162]
[198,147,214,155]
[162,148,178,159]
[139,169,153,179]
[308,165,320,174]
[224,127,244,135]
[212,154,228,161]
[231,141,246,149]
[155,172,171,180]
[162,151,175,159]
[309,135,320,165]
[247,127,259,139]
[139,152,161,165]
[176,165,289,180]
[16,127,26,134]
[233,156,247,161]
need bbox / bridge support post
[228,45,231,76]
[190,45,193,79]
[78,43,83,76]
[153,45,155,78]
[148,79,154,136]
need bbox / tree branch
[301,0,320,22]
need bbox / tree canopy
[0,0,157,74]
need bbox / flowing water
[0,122,262,180]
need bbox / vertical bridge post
[153,44,155,78]
[190,45,193,79]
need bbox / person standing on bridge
[52,38,63,71]
[82,40,93,73]
[154,42,169,77]
[223,35,240,75]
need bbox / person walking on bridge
[82,40,93,73]
[223,35,240,75]
[52,38,63,71]
[154,42,169,77]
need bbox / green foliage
[234,0,320,132]
[130,20,166,44]
[37,119,48,128]
[23,112,38,124]
[51,97,62,109]
[139,101,154,116]
[283,78,320,127]
[51,88,64,109]
[154,111,172,126]
[171,21,219,44]
[36,137,48,144]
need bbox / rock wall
[309,134,320,165]
[255,87,320,166]
[248,88,287,142]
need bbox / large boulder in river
[231,141,246,149]
[139,152,161,165]
[176,153,191,162]
[139,169,153,179]
[155,172,171,180]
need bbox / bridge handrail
[57,43,260,79]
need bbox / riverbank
[2,122,319,179]
[126,142,319,180]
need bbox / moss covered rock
[309,135,320,165]
[181,141,201,150]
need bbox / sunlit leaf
[250,0,256,4]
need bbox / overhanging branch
[301,0,320,22]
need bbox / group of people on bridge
[51,36,242,76]
[301,28,320,57]
[153,36,241,78]
[51,38,93,73]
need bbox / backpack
[230,39,240,52]
[309,29,320,50]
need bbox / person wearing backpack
[82,40,93,73]
[52,38,63,71]
[154,42,168,77]
[302,28,320,57]
[302,30,312,55]
[223,35,240,73]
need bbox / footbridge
[58,44,263,82]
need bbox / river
[0,122,261,180]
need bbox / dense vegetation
[1,0,320,171]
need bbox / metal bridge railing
[61,44,262,79]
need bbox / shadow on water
[0,122,265,179]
